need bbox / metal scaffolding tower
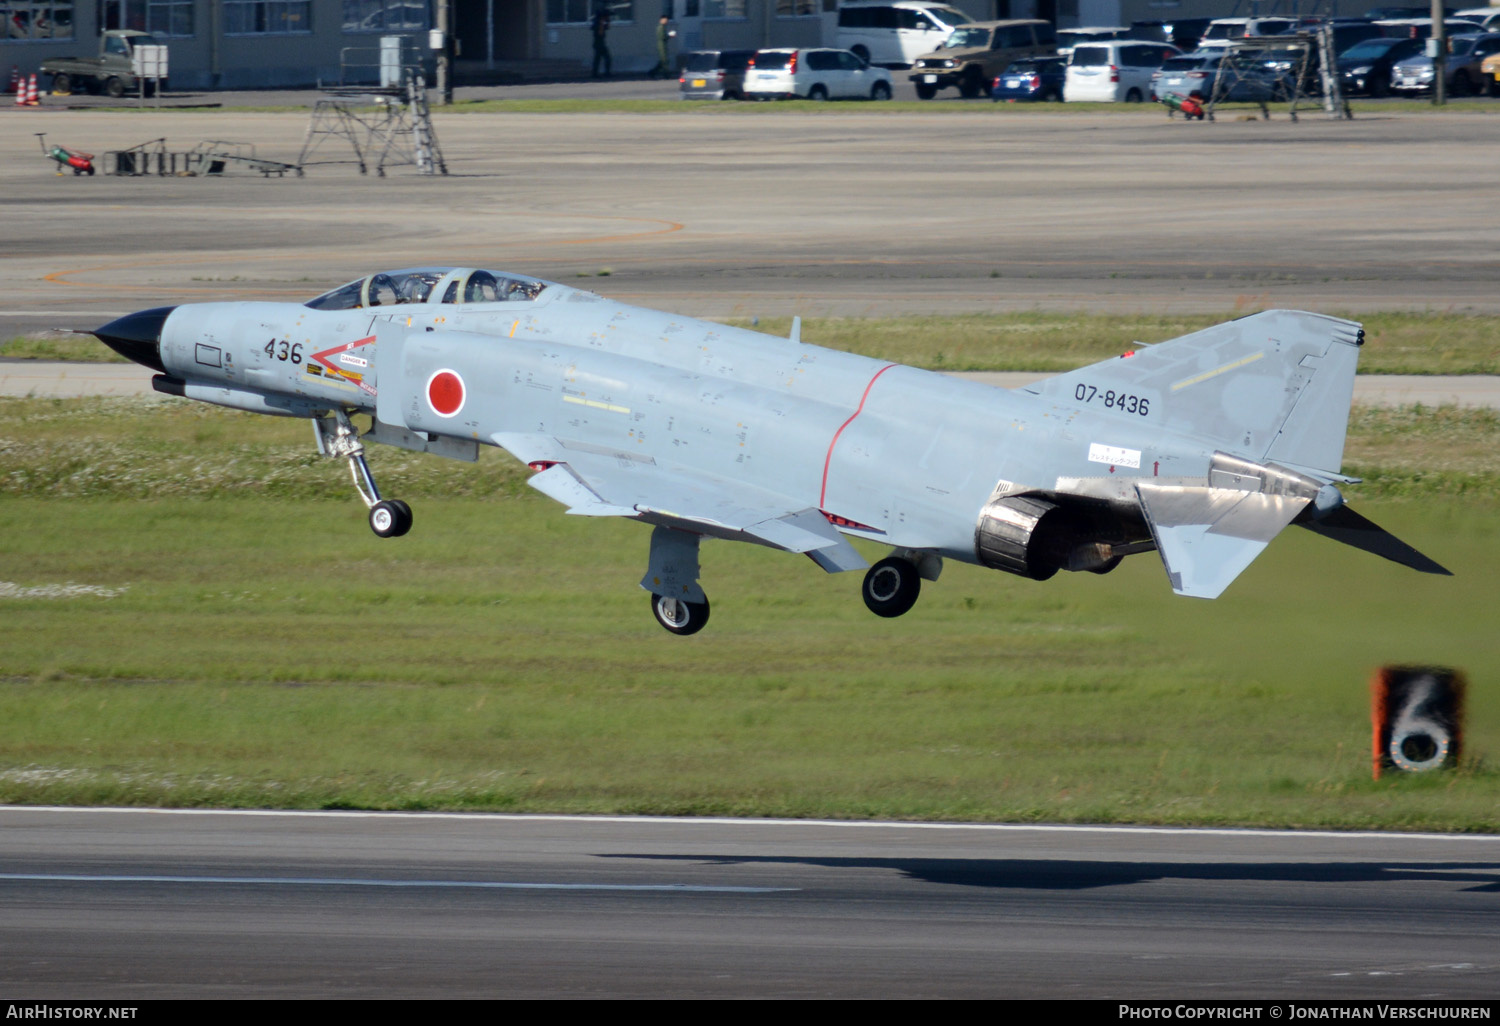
[1203,22,1350,122]
[296,71,448,177]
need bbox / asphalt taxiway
[4,105,1500,343]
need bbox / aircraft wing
[492,432,867,573]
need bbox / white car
[1065,40,1182,103]
[834,0,972,67]
[1194,17,1299,48]
[1454,7,1500,31]
[744,48,895,101]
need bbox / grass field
[8,308,1498,373]
[1,396,1496,828]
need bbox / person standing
[648,14,675,78]
[591,7,612,78]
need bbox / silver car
[679,49,756,100]
[1390,32,1500,96]
[1151,52,1280,103]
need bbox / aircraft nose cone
[92,306,174,373]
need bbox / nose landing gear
[313,410,413,538]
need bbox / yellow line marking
[1171,352,1265,392]
[563,395,630,414]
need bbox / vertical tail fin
[1024,310,1364,476]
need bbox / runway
[2,807,1498,998]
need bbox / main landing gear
[861,549,941,619]
[313,411,413,538]
[642,525,710,636]
[650,594,711,636]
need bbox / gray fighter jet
[93,267,1449,635]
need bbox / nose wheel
[369,499,413,538]
[313,411,414,539]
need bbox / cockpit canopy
[304,267,549,311]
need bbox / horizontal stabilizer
[1298,505,1451,576]
[1137,482,1310,598]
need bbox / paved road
[3,807,1498,999]
[5,359,1497,407]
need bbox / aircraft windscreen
[304,268,546,310]
[438,270,546,304]
[304,269,448,310]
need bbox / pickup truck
[40,29,160,97]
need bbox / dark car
[1131,18,1212,51]
[679,49,756,100]
[1253,23,1382,97]
[1337,35,1423,95]
[991,55,1065,101]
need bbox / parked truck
[40,29,159,97]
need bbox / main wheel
[651,593,710,636]
[50,72,72,95]
[959,68,984,98]
[369,499,413,538]
[871,81,891,101]
[104,77,126,98]
[862,557,920,618]
[915,83,936,100]
[1450,72,1470,97]
[807,84,828,101]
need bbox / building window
[3,1,74,38]
[775,0,817,16]
[100,0,192,34]
[224,0,311,34]
[342,0,430,32]
[548,0,633,25]
[150,0,192,34]
[703,0,744,17]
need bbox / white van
[835,1,974,67]
[1065,40,1183,102]
[1194,17,1299,48]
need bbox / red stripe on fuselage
[819,363,897,509]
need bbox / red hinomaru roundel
[426,369,466,417]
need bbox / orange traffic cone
[13,73,26,106]
[25,73,39,106]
